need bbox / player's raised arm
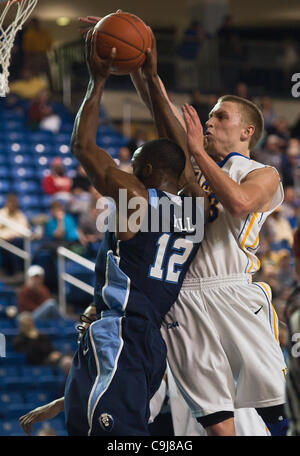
[182,103,281,217]
[70,30,148,204]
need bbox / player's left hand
[182,104,205,156]
[79,10,123,35]
[19,401,62,435]
[141,27,157,79]
[85,28,116,81]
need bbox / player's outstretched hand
[79,10,123,35]
[142,27,158,80]
[182,104,205,156]
[19,399,63,436]
[85,29,116,81]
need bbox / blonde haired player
[130,33,288,436]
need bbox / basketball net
[0,0,38,97]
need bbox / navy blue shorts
[64,315,167,436]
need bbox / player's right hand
[19,400,62,436]
[142,27,158,80]
[85,29,116,81]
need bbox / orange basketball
[94,12,152,75]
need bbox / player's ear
[241,124,255,143]
[142,164,153,178]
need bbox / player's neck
[217,147,250,161]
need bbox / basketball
[94,12,152,75]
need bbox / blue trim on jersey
[87,317,123,433]
[148,188,158,208]
[217,152,250,168]
[102,251,130,313]
[252,283,272,333]
[258,213,264,224]
[238,214,250,240]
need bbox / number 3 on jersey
[149,233,194,283]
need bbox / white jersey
[185,152,284,280]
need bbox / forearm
[146,75,195,183]
[71,78,105,154]
[193,151,249,216]
[130,69,152,114]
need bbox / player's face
[204,101,245,158]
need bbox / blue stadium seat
[12,180,41,194]
[24,391,51,405]
[9,154,35,167]
[0,392,24,416]
[0,419,22,436]
[13,167,38,180]
[4,403,37,419]
[0,156,9,165]
[18,195,42,210]
[0,367,19,378]
[1,353,26,365]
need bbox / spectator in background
[22,17,53,89]
[41,157,72,200]
[9,68,48,100]
[13,312,72,368]
[45,201,79,244]
[189,89,217,125]
[115,146,132,173]
[235,82,251,100]
[281,186,298,230]
[78,194,107,258]
[178,20,207,60]
[67,165,92,217]
[260,96,278,132]
[127,129,147,157]
[27,89,62,134]
[281,139,300,188]
[17,265,62,322]
[0,193,29,276]
[71,164,90,193]
[264,207,294,249]
[269,117,290,147]
[253,134,282,171]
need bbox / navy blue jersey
[94,188,203,327]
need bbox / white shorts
[161,274,287,418]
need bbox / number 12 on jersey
[149,233,194,283]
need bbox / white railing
[57,246,95,315]
[0,215,32,273]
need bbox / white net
[0,0,38,97]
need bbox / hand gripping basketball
[85,29,116,81]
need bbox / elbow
[229,198,251,218]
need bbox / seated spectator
[235,82,252,101]
[71,165,91,193]
[26,88,61,133]
[253,134,282,171]
[41,157,72,200]
[178,20,207,60]
[0,193,29,276]
[45,201,79,244]
[281,139,300,187]
[9,68,48,100]
[67,165,92,217]
[268,117,290,147]
[114,146,132,174]
[13,312,72,368]
[190,89,217,125]
[78,194,107,257]
[264,207,294,248]
[259,95,278,132]
[281,186,298,229]
[127,129,147,157]
[17,265,62,322]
